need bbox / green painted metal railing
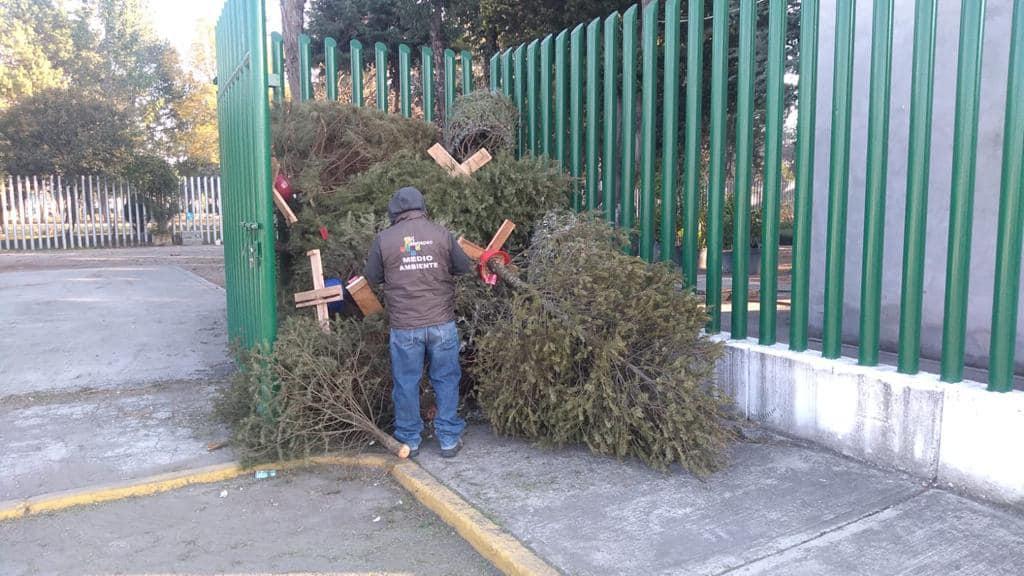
[214,0,276,350]
[237,0,1024,389]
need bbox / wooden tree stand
[293,249,342,333]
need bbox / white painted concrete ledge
[713,336,1024,509]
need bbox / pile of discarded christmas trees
[221,92,733,475]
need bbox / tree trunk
[280,0,306,100]
[430,0,446,125]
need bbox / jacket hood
[388,187,426,222]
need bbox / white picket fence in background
[0,175,223,251]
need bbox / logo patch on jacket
[399,236,438,271]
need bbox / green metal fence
[215,0,276,349]
[224,0,1023,392]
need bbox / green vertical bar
[858,0,894,364]
[513,45,526,157]
[351,40,364,107]
[941,0,987,383]
[791,0,820,351]
[527,40,540,154]
[621,6,638,238]
[541,35,554,158]
[271,31,283,105]
[555,32,568,170]
[586,17,601,212]
[421,46,434,122]
[732,0,754,339]
[445,48,457,120]
[759,0,786,345]
[570,25,584,212]
[325,37,338,101]
[897,0,938,374]
[399,44,412,117]
[709,0,729,333]
[489,53,499,92]
[661,0,681,263]
[682,0,703,287]
[638,1,658,262]
[990,0,1024,391]
[822,0,857,359]
[375,42,389,112]
[603,14,620,223]
[461,49,474,95]
[298,34,312,101]
[502,49,513,98]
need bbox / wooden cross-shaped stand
[294,249,342,333]
[427,144,493,177]
[458,219,516,262]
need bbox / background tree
[0,0,76,107]
[0,88,140,176]
[280,0,308,99]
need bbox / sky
[149,0,282,58]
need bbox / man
[365,186,472,458]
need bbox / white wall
[807,0,1023,373]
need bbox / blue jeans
[389,321,465,450]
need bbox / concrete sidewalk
[417,425,1024,575]
[0,249,234,501]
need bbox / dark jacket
[364,187,471,329]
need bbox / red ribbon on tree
[477,249,511,285]
[319,226,329,241]
[274,173,294,202]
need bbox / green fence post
[621,6,638,241]
[586,17,602,212]
[730,0,755,337]
[897,0,938,373]
[682,0,703,287]
[298,33,313,101]
[661,0,681,263]
[759,0,787,345]
[858,0,894,364]
[555,31,569,170]
[822,0,857,359]
[351,40,364,107]
[490,53,499,92]
[541,35,554,158]
[271,32,284,105]
[502,49,513,98]
[791,0,820,351]
[399,44,412,117]
[941,0,987,383]
[421,46,434,122]
[325,37,339,101]
[445,48,457,121]
[513,45,526,157]
[603,14,620,224]
[989,0,1024,392]
[461,49,474,95]
[638,1,658,262]
[709,0,729,333]
[527,40,540,155]
[375,42,389,112]
[570,25,584,212]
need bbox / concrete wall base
[715,337,1024,509]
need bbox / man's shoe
[407,445,420,458]
[440,439,463,459]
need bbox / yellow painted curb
[392,461,561,576]
[0,451,559,576]
[0,453,393,522]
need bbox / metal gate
[215,0,276,349]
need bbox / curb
[0,454,388,522]
[392,461,560,576]
[0,453,560,576]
